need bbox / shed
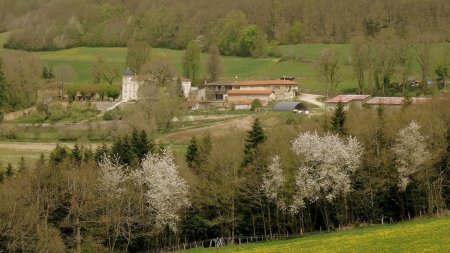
[272,101,306,111]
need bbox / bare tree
[316,48,341,97]
[414,37,433,91]
[126,39,151,74]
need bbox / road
[298,93,325,108]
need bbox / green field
[183,216,450,253]
[0,32,356,93]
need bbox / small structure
[205,81,234,101]
[325,95,371,109]
[272,101,307,112]
[365,97,429,108]
[121,68,139,102]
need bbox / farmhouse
[325,94,371,109]
[231,80,299,100]
[365,97,430,108]
[205,81,234,101]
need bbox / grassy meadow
[0,32,357,93]
[183,215,450,253]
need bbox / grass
[0,32,355,93]
[183,215,450,253]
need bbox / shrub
[103,108,121,121]
[48,103,66,122]
[250,99,262,111]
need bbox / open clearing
[183,215,450,253]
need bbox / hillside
[0,32,357,93]
[183,216,450,253]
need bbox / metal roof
[272,101,306,111]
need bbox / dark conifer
[242,118,266,167]
[331,101,347,135]
[185,136,198,168]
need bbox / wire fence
[148,232,305,253]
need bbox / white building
[181,80,191,98]
[122,68,139,102]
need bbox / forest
[0,97,449,252]
[1,0,449,52]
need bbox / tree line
[2,0,449,52]
[1,96,449,252]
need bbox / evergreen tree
[70,143,83,166]
[139,130,154,158]
[331,101,347,135]
[5,163,13,178]
[49,144,68,166]
[83,147,94,163]
[185,136,198,169]
[242,118,266,167]
[94,143,110,164]
[0,57,7,111]
[18,155,26,173]
[0,170,4,182]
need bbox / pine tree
[71,143,83,166]
[243,118,266,167]
[5,163,14,178]
[185,136,198,169]
[49,144,69,166]
[139,130,154,157]
[95,143,110,164]
[18,156,26,173]
[0,57,7,111]
[331,101,347,135]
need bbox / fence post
[239,238,241,245]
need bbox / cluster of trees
[0,130,190,252]
[3,0,449,52]
[0,53,42,114]
[1,99,449,251]
[317,32,450,97]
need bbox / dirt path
[298,93,325,108]
[157,115,253,144]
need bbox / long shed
[272,101,306,111]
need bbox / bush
[48,103,66,122]
[106,85,121,100]
[250,99,262,111]
[103,108,121,121]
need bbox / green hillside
[183,216,450,253]
[0,32,356,93]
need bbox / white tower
[122,68,134,102]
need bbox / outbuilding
[272,101,307,112]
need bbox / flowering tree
[393,121,431,191]
[262,156,286,211]
[98,155,128,197]
[132,150,190,232]
[290,132,363,214]
[97,155,129,252]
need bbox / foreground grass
[184,215,450,253]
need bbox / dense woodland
[1,0,450,51]
[0,97,449,252]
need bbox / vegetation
[0,96,449,251]
[1,0,448,51]
[183,216,450,253]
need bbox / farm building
[325,95,371,109]
[205,81,233,101]
[272,101,307,112]
[365,97,430,108]
[232,80,299,100]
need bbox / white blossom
[132,150,190,232]
[262,156,286,211]
[393,121,430,191]
[98,155,128,197]
[290,132,363,214]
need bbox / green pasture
[183,215,450,253]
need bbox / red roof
[233,80,298,86]
[366,97,429,105]
[233,99,268,105]
[326,95,371,103]
[228,90,273,95]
